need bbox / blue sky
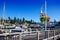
[0,0,60,22]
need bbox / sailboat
[40,0,51,30]
[0,2,16,30]
[0,2,5,29]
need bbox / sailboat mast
[2,2,5,24]
[45,0,47,30]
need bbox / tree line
[0,17,36,24]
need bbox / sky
[0,0,60,22]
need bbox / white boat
[10,27,25,32]
[0,24,4,28]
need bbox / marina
[0,0,60,40]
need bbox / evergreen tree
[1,18,3,24]
[8,17,11,23]
[22,17,25,23]
[17,18,20,23]
[10,20,14,24]
[31,19,33,23]
[8,17,11,21]
[54,19,56,23]
[14,17,16,23]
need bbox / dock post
[37,31,39,40]
[54,30,56,40]
[48,30,50,38]
[19,33,22,40]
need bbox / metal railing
[0,29,60,40]
[0,34,20,40]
